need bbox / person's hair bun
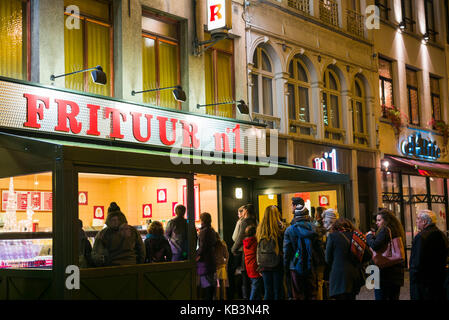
[108,202,120,213]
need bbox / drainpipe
[193,0,205,56]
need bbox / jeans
[262,270,284,300]
[374,284,401,300]
[250,277,263,300]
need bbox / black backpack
[257,238,280,268]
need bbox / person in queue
[196,212,218,300]
[322,208,338,234]
[165,204,189,261]
[283,197,325,300]
[215,232,229,300]
[366,209,406,300]
[144,221,172,263]
[325,218,371,300]
[243,225,263,300]
[256,205,286,300]
[92,202,145,266]
[78,219,94,268]
[410,209,449,300]
[231,204,257,300]
[230,206,245,299]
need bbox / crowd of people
[78,199,449,300]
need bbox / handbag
[371,227,405,269]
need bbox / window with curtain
[251,46,274,116]
[0,0,28,80]
[379,57,394,116]
[287,55,311,135]
[401,0,415,31]
[141,14,180,109]
[406,67,419,126]
[352,77,368,145]
[424,0,437,41]
[322,67,342,141]
[204,34,234,118]
[430,75,441,124]
[64,0,112,96]
[375,0,389,20]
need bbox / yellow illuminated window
[352,77,368,145]
[322,67,343,141]
[64,0,112,96]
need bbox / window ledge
[406,124,443,136]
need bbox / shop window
[375,0,389,21]
[401,0,415,32]
[430,75,441,125]
[251,46,274,117]
[205,34,234,118]
[322,67,343,141]
[288,55,314,136]
[379,57,394,116]
[0,0,28,80]
[352,77,368,145]
[0,172,53,269]
[406,67,419,126]
[424,0,437,41]
[142,14,180,109]
[64,0,112,96]
[430,177,446,233]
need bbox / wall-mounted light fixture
[382,160,390,171]
[423,32,430,42]
[197,100,251,119]
[398,21,406,31]
[50,65,107,85]
[131,85,187,102]
[235,187,243,200]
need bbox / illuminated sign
[401,133,440,160]
[207,0,232,31]
[313,149,338,173]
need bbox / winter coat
[79,224,94,268]
[215,238,229,268]
[196,224,218,276]
[325,231,372,298]
[258,233,284,272]
[144,234,172,263]
[366,226,405,287]
[410,223,449,300]
[165,216,188,257]
[92,211,145,266]
[283,215,325,273]
[243,236,261,278]
[231,216,257,269]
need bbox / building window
[64,0,113,96]
[287,55,313,136]
[205,35,234,118]
[379,57,394,116]
[446,0,449,44]
[401,0,415,32]
[142,14,180,109]
[424,0,437,41]
[375,0,389,21]
[0,0,28,80]
[352,77,368,145]
[430,75,441,124]
[406,67,419,126]
[251,46,274,116]
[322,67,343,141]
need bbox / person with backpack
[165,204,189,261]
[283,197,325,300]
[366,209,406,300]
[325,218,372,300]
[243,225,263,300]
[256,205,285,300]
[144,221,172,263]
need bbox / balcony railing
[319,0,339,28]
[346,9,364,38]
[287,0,310,15]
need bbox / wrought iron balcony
[319,0,339,28]
[346,9,364,38]
[287,0,310,15]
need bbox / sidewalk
[356,272,410,300]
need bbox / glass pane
[142,16,178,39]
[262,76,273,116]
[288,61,294,78]
[65,0,110,21]
[64,15,84,92]
[426,1,435,31]
[409,88,419,125]
[432,96,441,121]
[322,92,328,126]
[378,58,392,79]
[159,41,178,109]
[406,68,418,87]
[253,50,258,69]
[252,74,259,114]
[204,50,215,115]
[355,81,362,97]
[0,172,53,269]
[430,76,439,94]
[384,80,394,107]
[86,21,111,96]
[328,72,338,90]
[297,62,308,82]
[287,84,295,120]
[216,52,233,118]
[299,86,309,122]
[330,94,340,128]
[356,101,364,133]
[431,203,447,233]
[142,37,157,105]
[0,0,24,79]
[261,50,271,72]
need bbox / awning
[385,155,449,178]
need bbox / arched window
[251,46,274,116]
[287,55,311,135]
[322,67,342,140]
[352,77,368,145]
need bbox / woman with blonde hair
[256,205,285,300]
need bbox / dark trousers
[241,270,251,300]
[333,293,357,300]
[374,284,401,300]
[411,281,446,300]
[290,271,317,300]
[250,277,263,300]
[262,270,284,300]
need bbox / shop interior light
[268,194,274,200]
[131,85,187,102]
[50,65,107,85]
[235,187,243,199]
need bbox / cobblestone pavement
[356,272,410,300]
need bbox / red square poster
[17,192,28,210]
[94,206,105,219]
[43,192,53,211]
[31,191,41,210]
[78,192,88,205]
[157,189,167,203]
[319,195,329,207]
[142,204,152,218]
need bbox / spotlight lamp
[423,32,430,42]
[50,65,107,85]
[131,85,187,102]
[398,21,406,31]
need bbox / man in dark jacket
[283,197,325,300]
[165,204,189,261]
[410,209,449,300]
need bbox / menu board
[1,190,53,212]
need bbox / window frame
[322,67,343,140]
[141,12,181,109]
[378,57,394,117]
[430,75,441,124]
[375,0,390,21]
[352,77,368,145]
[251,46,275,116]
[424,0,438,41]
[406,67,420,126]
[400,0,416,32]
